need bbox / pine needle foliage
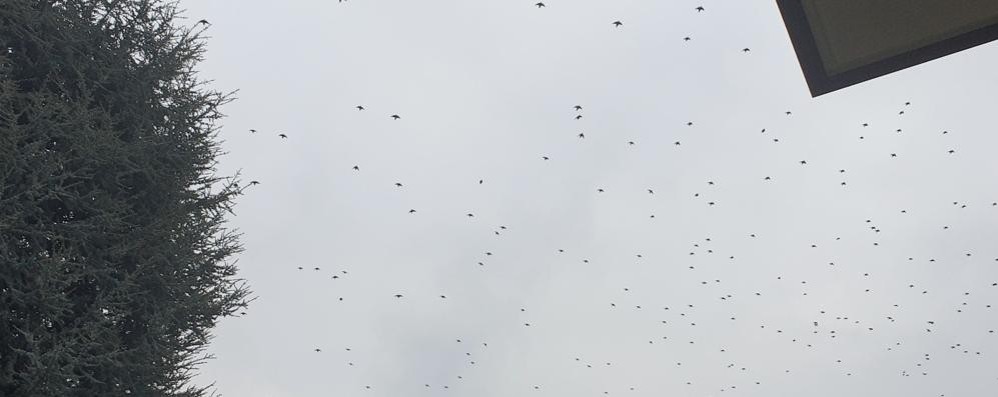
[0,1,249,395]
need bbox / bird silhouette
[612,21,623,27]
[279,133,288,139]
[356,105,364,111]
[391,114,401,120]
[535,2,545,7]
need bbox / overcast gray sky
[180,1,998,396]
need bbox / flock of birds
[215,2,998,397]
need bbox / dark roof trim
[776,0,998,97]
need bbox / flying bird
[279,133,287,139]
[391,114,401,120]
[612,21,623,27]
[356,105,364,110]
[535,2,545,7]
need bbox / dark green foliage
[0,1,249,395]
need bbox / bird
[542,156,549,160]
[535,2,545,7]
[395,182,403,187]
[249,180,260,185]
[356,105,364,111]
[394,294,403,298]
[612,21,623,27]
[408,209,416,213]
[390,114,401,120]
[574,105,583,111]
[278,133,288,139]
[696,6,705,12]
[249,129,257,133]
[197,19,210,25]
[352,165,360,170]
[578,133,585,138]
[575,115,583,120]
[684,36,691,41]
[742,48,751,52]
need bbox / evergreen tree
[0,1,250,395]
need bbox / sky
[179,1,998,396]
